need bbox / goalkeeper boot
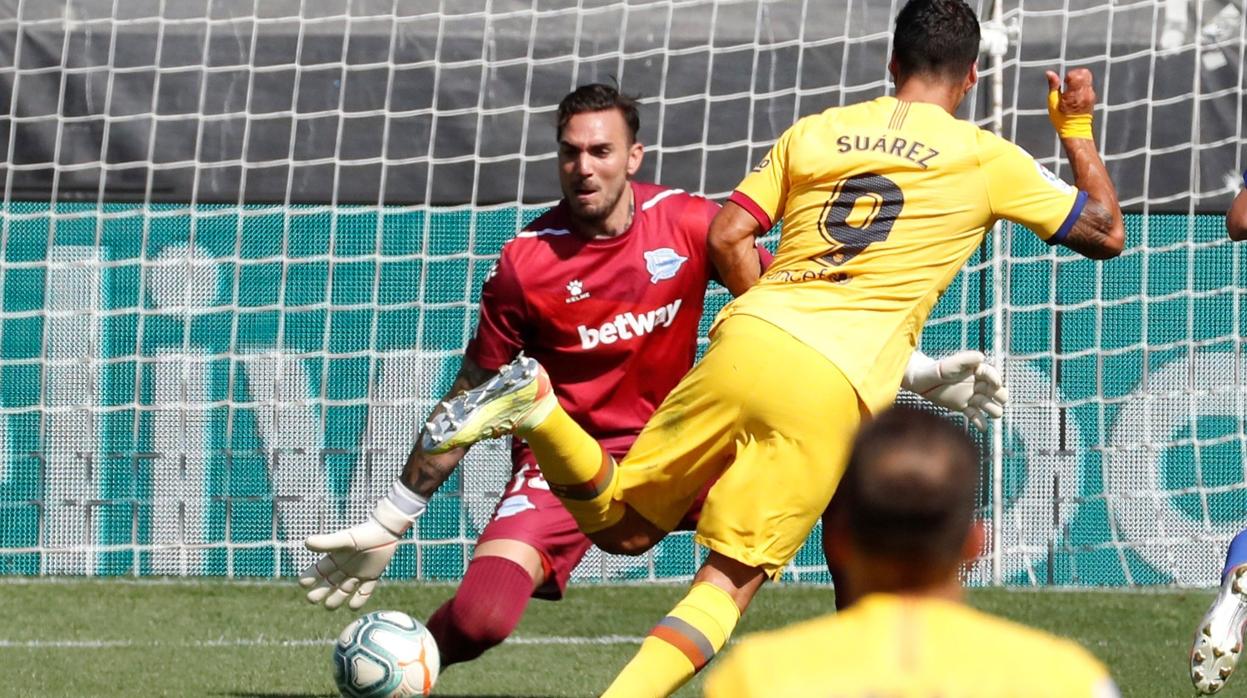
[1191,564,1247,694]
[423,353,556,454]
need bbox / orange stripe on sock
[649,624,709,671]
[548,448,614,501]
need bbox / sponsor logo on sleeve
[643,248,688,284]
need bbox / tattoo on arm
[452,359,493,392]
[1062,199,1118,259]
[404,446,463,499]
[401,356,495,498]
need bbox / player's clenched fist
[299,482,426,611]
[1045,68,1096,140]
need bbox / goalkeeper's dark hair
[556,83,641,143]
[840,406,981,573]
[892,0,981,83]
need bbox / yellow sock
[523,405,624,532]
[601,582,741,698]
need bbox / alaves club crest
[644,248,687,284]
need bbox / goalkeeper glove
[299,481,427,611]
[902,350,1008,432]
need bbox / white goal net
[0,0,1243,586]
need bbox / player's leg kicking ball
[427,352,626,534]
[423,353,556,451]
[1191,529,1247,694]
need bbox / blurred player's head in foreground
[825,406,983,603]
[889,0,981,114]
[555,84,644,237]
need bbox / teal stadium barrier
[0,203,1243,586]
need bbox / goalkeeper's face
[557,110,644,223]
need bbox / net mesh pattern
[0,0,1244,585]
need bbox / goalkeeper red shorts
[477,452,705,599]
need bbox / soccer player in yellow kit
[424,1,1125,695]
[704,406,1121,698]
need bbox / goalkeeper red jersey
[466,181,729,471]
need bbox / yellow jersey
[720,96,1085,412]
[703,594,1119,698]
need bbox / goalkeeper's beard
[567,182,626,224]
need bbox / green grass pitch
[0,578,1227,697]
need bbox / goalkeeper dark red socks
[425,555,535,667]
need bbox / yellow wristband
[1047,90,1094,140]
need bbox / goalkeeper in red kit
[296,83,1008,671]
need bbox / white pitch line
[510,635,645,646]
[0,635,646,650]
[0,639,330,649]
[1,577,346,589]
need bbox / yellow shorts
[617,313,864,579]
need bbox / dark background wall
[0,0,1242,211]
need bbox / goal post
[0,0,1243,586]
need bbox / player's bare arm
[1061,195,1119,259]
[1227,186,1247,241]
[708,200,765,297]
[300,356,494,611]
[1046,68,1125,259]
[400,355,494,499]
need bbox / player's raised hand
[902,350,1008,432]
[1045,68,1096,140]
[299,483,426,611]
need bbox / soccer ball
[332,610,440,698]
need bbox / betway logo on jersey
[577,300,683,349]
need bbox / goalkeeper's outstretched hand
[299,484,425,611]
[903,350,1008,432]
